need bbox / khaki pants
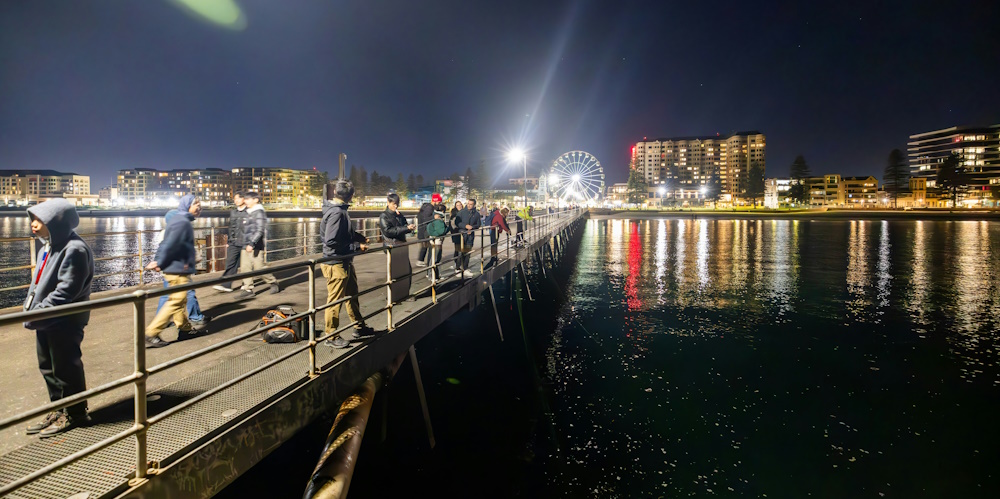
[241,248,276,290]
[321,262,362,332]
[146,274,192,337]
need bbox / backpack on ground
[256,305,306,343]
[426,218,449,238]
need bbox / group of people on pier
[16,182,550,437]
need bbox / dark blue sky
[1,0,998,189]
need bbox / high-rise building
[908,124,1000,189]
[231,167,320,207]
[631,131,765,203]
[0,170,91,205]
[115,168,157,203]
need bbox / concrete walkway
[0,233,510,455]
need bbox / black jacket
[243,205,267,250]
[228,207,247,247]
[379,208,411,246]
[416,203,434,239]
[455,207,482,246]
[321,200,367,261]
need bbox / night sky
[1,0,998,189]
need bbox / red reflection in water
[626,221,642,311]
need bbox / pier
[0,209,585,499]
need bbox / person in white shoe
[237,192,279,299]
[456,198,482,278]
[213,191,246,292]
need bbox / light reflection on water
[544,218,1000,497]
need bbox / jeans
[156,279,204,321]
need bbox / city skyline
[1,1,998,189]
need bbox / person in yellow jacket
[514,206,532,247]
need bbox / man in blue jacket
[144,194,205,347]
[320,181,375,348]
[22,199,95,437]
[153,203,208,330]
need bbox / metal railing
[0,208,583,496]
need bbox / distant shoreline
[589,208,1000,221]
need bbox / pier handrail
[0,207,582,495]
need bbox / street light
[508,148,527,207]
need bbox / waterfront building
[908,124,1000,196]
[0,169,91,205]
[606,182,628,204]
[632,131,765,204]
[803,175,879,207]
[842,176,879,205]
[509,177,540,190]
[115,168,158,204]
[764,178,792,208]
[230,167,320,208]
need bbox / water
[0,215,384,308]
[540,218,1000,496]
[223,216,1000,497]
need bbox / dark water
[0,216,384,308]
[227,217,1000,497]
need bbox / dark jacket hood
[177,194,196,213]
[27,198,79,248]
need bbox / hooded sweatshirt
[154,195,197,275]
[320,199,367,261]
[24,199,94,330]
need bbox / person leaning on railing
[22,198,95,438]
[379,192,416,301]
[456,198,482,278]
[213,190,247,293]
[320,180,376,349]
[144,195,207,348]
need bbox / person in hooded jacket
[320,181,376,349]
[144,194,204,348]
[22,199,95,437]
[153,203,208,330]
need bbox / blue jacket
[155,197,197,275]
[24,199,94,330]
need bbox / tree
[370,170,390,195]
[936,152,967,207]
[464,167,475,198]
[395,173,408,197]
[475,159,490,195]
[416,174,424,188]
[883,149,909,208]
[746,163,765,207]
[357,166,368,198]
[406,173,416,192]
[626,167,648,205]
[788,155,811,204]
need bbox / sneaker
[463,270,475,278]
[145,336,170,349]
[38,412,91,438]
[190,317,211,331]
[236,289,254,300]
[212,285,233,292]
[323,337,351,349]
[269,284,280,294]
[26,411,62,435]
[455,269,463,275]
[415,261,427,267]
[177,327,207,341]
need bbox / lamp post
[508,149,527,207]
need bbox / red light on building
[631,146,636,157]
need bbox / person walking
[214,191,246,292]
[153,205,209,330]
[320,181,375,349]
[488,207,511,267]
[456,198,482,277]
[449,200,464,272]
[379,193,415,300]
[237,191,279,299]
[144,194,206,348]
[22,199,95,437]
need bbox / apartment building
[908,124,1000,189]
[764,178,792,208]
[0,170,91,205]
[115,168,158,203]
[230,167,320,207]
[804,175,879,207]
[631,131,765,203]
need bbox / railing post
[209,227,216,273]
[131,292,148,485]
[385,247,393,331]
[29,237,37,275]
[302,221,308,257]
[138,231,145,285]
[307,260,317,377]
[479,227,484,274]
[430,243,437,304]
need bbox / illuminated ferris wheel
[549,151,605,201]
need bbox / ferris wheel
[549,150,604,201]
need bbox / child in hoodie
[23,198,95,437]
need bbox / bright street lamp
[508,148,527,206]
